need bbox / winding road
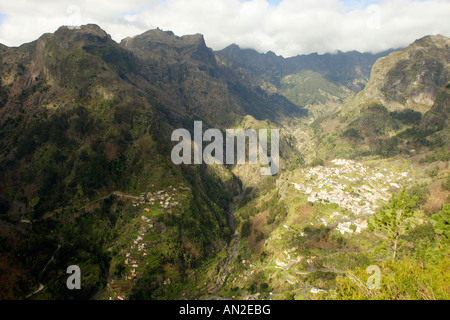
[26,244,61,299]
[282,259,347,285]
[279,260,348,300]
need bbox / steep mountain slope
[0,24,162,211]
[0,23,311,300]
[277,70,353,119]
[217,44,392,91]
[361,35,450,113]
[120,28,307,128]
[421,82,450,133]
[0,24,241,299]
[309,35,450,160]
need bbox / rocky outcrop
[362,35,450,113]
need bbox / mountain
[214,37,449,303]
[307,35,450,160]
[0,24,234,299]
[0,25,448,301]
[121,28,217,66]
[0,24,308,300]
[216,44,394,119]
[217,44,392,92]
[360,34,450,113]
[421,82,450,133]
[119,28,307,127]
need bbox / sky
[0,0,448,57]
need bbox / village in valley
[266,157,413,292]
[99,157,415,300]
[292,158,410,235]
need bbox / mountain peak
[360,34,450,112]
[411,34,450,50]
[121,28,215,66]
[57,24,109,37]
[53,24,111,45]
[121,28,206,49]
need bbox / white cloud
[0,0,449,57]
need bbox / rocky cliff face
[362,35,450,113]
[121,29,217,67]
[119,28,306,127]
[421,82,450,132]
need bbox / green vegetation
[335,202,450,300]
[0,26,448,301]
[442,175,450,192]
[419,147,450,164]
[432,204,450,245]
[279,70,349,107]
[335,257,449,300]
[368,190,421,262]
[390,109,422,125]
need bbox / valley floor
[205,154,449,300]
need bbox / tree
[28,196,40,212]
[432,204,450,246]
[240,219,251,238]
[442,175,450,191]
[407,184,430,209]
[368,189,420,262]
[0,195,10,214]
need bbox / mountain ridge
[216,42,396,92]
[361,33,450,113]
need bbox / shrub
[240,219,251,238]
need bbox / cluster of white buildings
[123,213,156,283]
[294,159,407,217]
[335,219,369,235]
[132,186,182,210]
[107,185,191,300]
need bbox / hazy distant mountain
[216,44,394,92]
[216,43,394,119]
